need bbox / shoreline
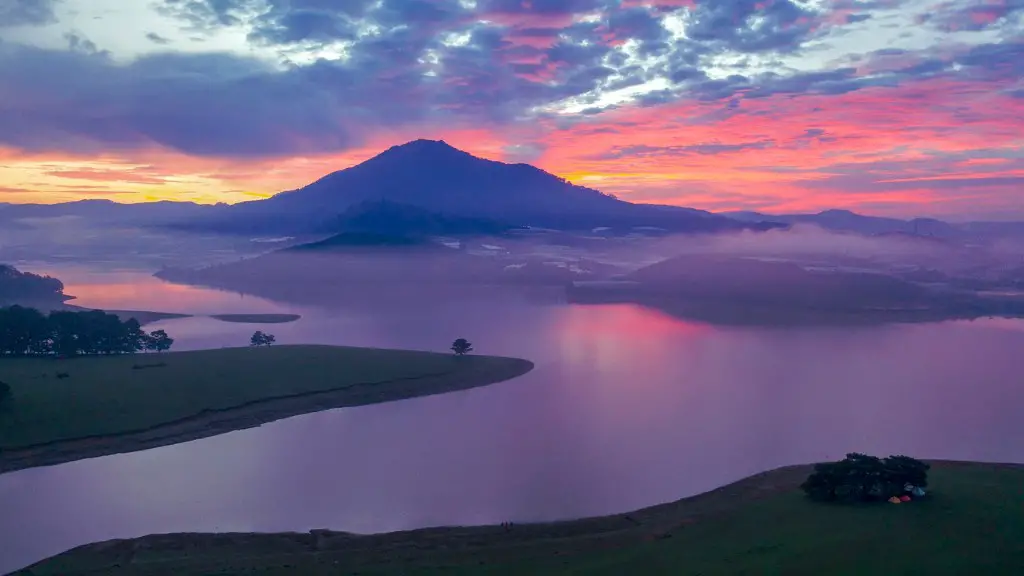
[15,460,1023,574]
[0,348,533,474]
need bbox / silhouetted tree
[0,380,11,407]
[451,338,473,355]
[0,305,50,355]
[250,331,275,347]
[801,453,930,503]
[48,310,83,357]
[147,330,174,352]
[0,306,170,356]
[122,319,147,353]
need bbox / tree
[0,306,50,355]
[0,306,169,357]
[48,310,82,357]
[0,380,11,407]
[146,330,174,352]
[122,319,147,353]
[250,331,275,347]
[451,338,473,355]
[801,453,930,503]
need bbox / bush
[801,453,930,503]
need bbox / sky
[0,0,1021,220]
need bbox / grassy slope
[0,345,532,469]
[18,462,1024,575]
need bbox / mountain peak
[383,138,462,155]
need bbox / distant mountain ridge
[3,142,1022,241]
[184,139,777,235]
[723,209,965,239]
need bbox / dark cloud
[63,31,105,55]
[0,45,362,156]
[684,0,824,53]
[145,32,172,44]
[0,0,61,27]
[0,0,1019,159]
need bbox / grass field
[18,462,1024,575]
[0,345,533,472]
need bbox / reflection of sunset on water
[23,266,288,315]
[553,303,712,383]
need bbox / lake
[2,267,1024,572]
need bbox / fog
[0,215,270,269]
[655,224,953,261]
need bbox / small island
[207,313,301,324]
[0,345,533,473]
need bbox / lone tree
[0,381,10,407]
[250,331,276,347]
[451,338,473,355]
[145,329,174,353]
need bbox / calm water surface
[1,268,1023,571]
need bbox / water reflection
[1,270,1023,572]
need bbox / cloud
[918,0,1024,32]
[683,0,826,53]
[592,140,776,159]
[0,0,61,28]
[2,0,992,160]
[145,32,172,44]
[0,0,1022,219]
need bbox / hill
[623,254,931,308]
[18,462,1024,575]
[0,199,222,226]
[568,254,1024,324]
[724,209,963,239]
[0,265,69,307]
[187,140,776,234]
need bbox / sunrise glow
[0,0,1021,219]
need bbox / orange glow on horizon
[1,76,1021,218]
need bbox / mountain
[282,201,525,251]
[329,200,523,237]
[0,199,223,226]
[187,140,777,235]
[723,209,962,239]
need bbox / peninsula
[0,345,533,473]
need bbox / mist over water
[1,267,1023,572]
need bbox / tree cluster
[0,265,65,304]
[0,306,173,357]
[801,453,930,503]
[250,331,276,347]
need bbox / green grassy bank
[0,345,533,473]
[16,462,1024,575]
